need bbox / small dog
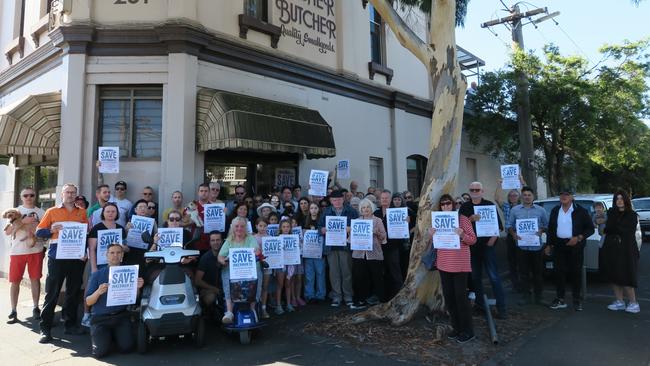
[185,201,204,227]
[2,208,37,247]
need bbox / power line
[553,22,594,65]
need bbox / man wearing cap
[318,190,358,308]
[547,189,594,311]
[112,181,132,222]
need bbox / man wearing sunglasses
[112,181,132,223]
[459,181,507,319]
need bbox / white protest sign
[501,164,521,190]
[473,205,500,237]
[516,218,541,247]
[301,230,323,259]
[262,236,284,269]
[98,147,120,174]
[229,247,257,281]
[157,228,184,250]
[291,226,303,239]
[350,219,373,251]
[308,169,329,197]
[203,203,225,233]
[106,265,139,307]
[275,168,296,189]
[96,229,122,266]
[431,212,460,249]
[56,222,87,259]
[387,207,409,239]
[337,160,350,179]
[126,215,155,249]
[267,224,279,237]
[281,234,302,265]
[247,221,253,234]
[325,216,347,246]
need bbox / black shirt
[197,250,222,287]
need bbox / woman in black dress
[602,190,640,313]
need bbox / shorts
[9,253,43,283]
[286,264,304,279]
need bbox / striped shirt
[352,216,388,260]
[435,215,476,273]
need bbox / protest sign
[337,160,350,179]
[516,218,541,247]
[156,227,184,250]
[98,147,119,174]
[267,224,279,237]
[247,220,253,234]
[282,234,302,265]
[473,205,500,237]
[308,170,329,196]
[325,216,347,246]
[106,265,139,307]
[350,219,373,251]
[431,212,460,249]
[291,226,302,239]
[56,222,87,259]
[262,237,284,269]
[126,215,155,249]
[96,229,122,266]
[501,164,521,190]
[301,230,323,259]
[387,207,409,239]
[229,247,257,281]
[275,168,296,189]
[203,203,225,233]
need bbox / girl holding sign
[351,199,387,308]
[303,202,326,303]
[428,194,477,343]
[253,218,272,319]
[274,220,296,314]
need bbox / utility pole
[481,5,559,193]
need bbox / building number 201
[114,0,149,4]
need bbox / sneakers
[345,301,354,308]
[286,304,296,313]
[574,301,583,312]
[330,300,341,307]
[39,331,52,344]
[260,307,271,319]
[7,311,17,324]
[81,313,92,328]
[32,307,41,320]
[222,311,234,324]
[549,298,567,310]
[607,300,626,311]
[625,302,641,314]
[274,306,285,315]
[349,301,367,310]
[366,296,380,306]
[456,333,475,343]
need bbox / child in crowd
[254,218,272,319]
[275,220,295,314]
[291,218,306,307]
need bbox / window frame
[98,86,163,160]
[369,156,384,189]
[244,0,268,23]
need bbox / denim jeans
[304,258,326,300]
[471,244,506,313]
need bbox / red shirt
[435,215,476,273]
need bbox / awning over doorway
[0,92,61,157]
[196,89,336,159]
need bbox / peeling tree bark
[353,0,467,326]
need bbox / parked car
[535,194,613,274]
[632,197,650,242]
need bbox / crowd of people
[2,175,642,357]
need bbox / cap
[559,188,573,195]
[115,181,127,189]
[329,190,344,198]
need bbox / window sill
[30,15,50,48]
[368,61,394,85]
[4,36,25,65]
[238,14,281,49]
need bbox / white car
[632,197,650,242]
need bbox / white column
[160,53,198,213]
[391,107,409,192]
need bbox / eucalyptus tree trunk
[352,0,466,326]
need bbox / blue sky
[456,0,650,78]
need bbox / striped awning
[0,92,61,156]
[196,89,336,159]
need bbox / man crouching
[85,243,143,358]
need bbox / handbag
[422,245,437,271]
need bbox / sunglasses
[147,206,156,209]
[168,217,181,222]
[405,196,413,199]
[22,194,35,198]
[440,201,453,206]
[115,187,126,191]
[143,193,153,196]
[469,189,481,192]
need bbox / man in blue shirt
[86,243,144,358]
[508,186,548,305]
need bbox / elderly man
[209,181,223,203]
[459,181,507,319]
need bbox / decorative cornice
[0,41,61,94]
[48,24,94,54]
[4,37,25,65]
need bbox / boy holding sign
[85,244,144,358]
[507,186,548,305]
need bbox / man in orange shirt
[36,183,88,343]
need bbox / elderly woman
[428,194,477,343]
[351,198,387,309]
[602,190,641,313]
[217,217,263,324]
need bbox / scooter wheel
[239,330,251,345]
[137,321,148,354]
[194,316,205,347]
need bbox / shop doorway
[204,151,299,200]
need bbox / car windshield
[536,200,599,217]
[632,199,650,211]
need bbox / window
[407,155,428,198]
[244,0,268,22]
[465,157,478,182]
[369,4,384,65]
[99,87,163,159]
[369,157,384,189]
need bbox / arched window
[406,155,427,199]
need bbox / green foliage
[396,0,470,26]
[465,39,650,195]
